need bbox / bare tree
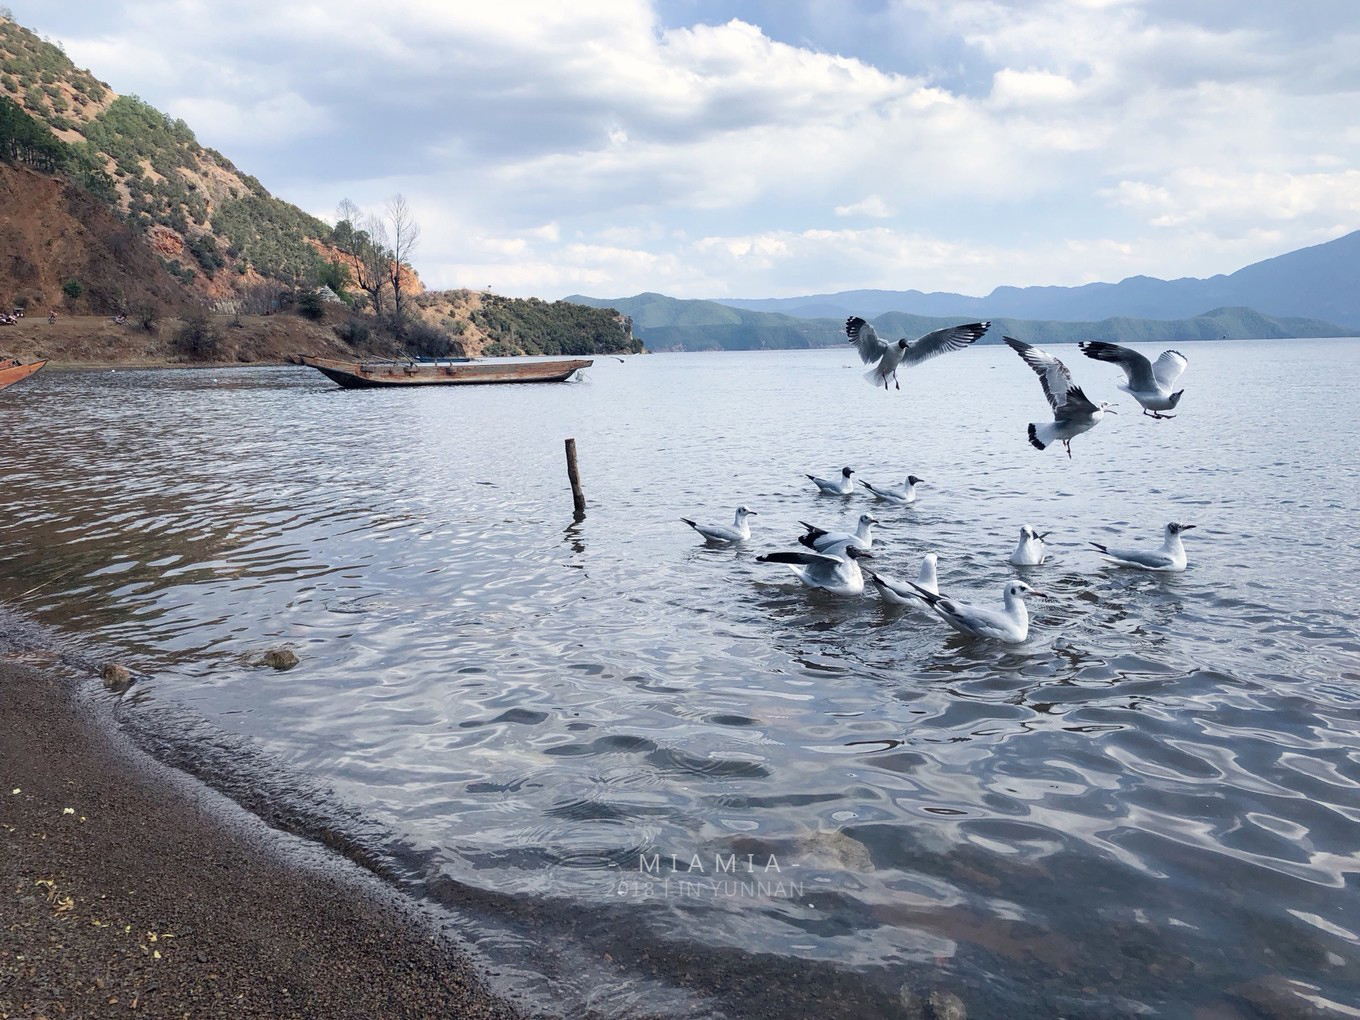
[333,197,389,316]
[384,194,420,339]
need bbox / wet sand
[0,655,528,1019]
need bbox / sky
[10,1,1360,301]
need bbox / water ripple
[3,347,1360,1015]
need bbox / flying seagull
[909,579,1047,644]
[807,466,855,496]
[846,316,990,390]
[1004,336,1116,458]
[757,545,873,596]
[681,505,758,545]
[798,513,877,553]
[866,553,939,606]
[862,475,922,505]
[1090,522,1196,572]
[1078,341,1187,419]
[1009,525,1049,566]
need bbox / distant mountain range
[714,231,1360,327]
[570,231,1360,351]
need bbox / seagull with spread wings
[1004,336,1116,458]
[846,316,990,390]
[1078,341,1188,419]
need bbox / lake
[2,340,1358,1018]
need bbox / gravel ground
[0,657,530,1019]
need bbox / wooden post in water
[565,438,586,517]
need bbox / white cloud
[10,0,1360,299]
[835,195,895,218]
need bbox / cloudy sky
[11,1,1360,300]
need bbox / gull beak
[1180,524,1196,531]
[1038,532,1051,540]
[1030,590,1049,598]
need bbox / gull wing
[1055,385,1099,420]
[867,570,926,603]
[1005,336,1080,412]
[1079,341,1156,390]
[1152,350,1188,388]
[758,550,845,569]
[1101,546,1177,569]
[900,321,990,367]
[845,316,889,364]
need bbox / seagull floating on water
[798,513,877,553]
[807,466,855,496]
[863,475,922,505]
[1009,525,1049,566]
[867,553,938,606]
[1091,522,1196,572]
[757,545,873,596]
[909,579,1047,643]
[681,505,757,545]
[1004,336,1116,458]
[846,316,990,390]
[1078,342,1187,419]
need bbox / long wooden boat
[294,354,593,389]
[0,358,46,392]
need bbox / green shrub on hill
[0,94,66,171]
[0,16,108,128]
[468,294,640,355]
[212,193,331,283]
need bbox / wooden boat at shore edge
[292,354,593,389]
[0,358,46,392]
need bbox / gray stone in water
[101,663,133,693]
[260,649,299,671]
[898,987,968,1020]
[928,989,967,1020]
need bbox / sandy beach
[0,640,527,1019]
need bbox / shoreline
[0,648,528,1019]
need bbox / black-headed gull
[1004,336,1115,458]
[1090,522,1196,572]
[909,579,1047,643]
[807,466,855,496]
[846,316,990,390]
[1078,342,1187,419]
[863,475,922,505]
[1009,525,1049,566]
[866,553,938,606]
[757,545,873,596]
[681,505,758,544]
[798,513,876,553]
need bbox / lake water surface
[2,340,1359,1018]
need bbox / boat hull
[295,355,593,389]
[0,359,46,392]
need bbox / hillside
[713,231,1360,329]
[0,12,638,362]
[0,15,355,304]
[566,292,1353,352]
